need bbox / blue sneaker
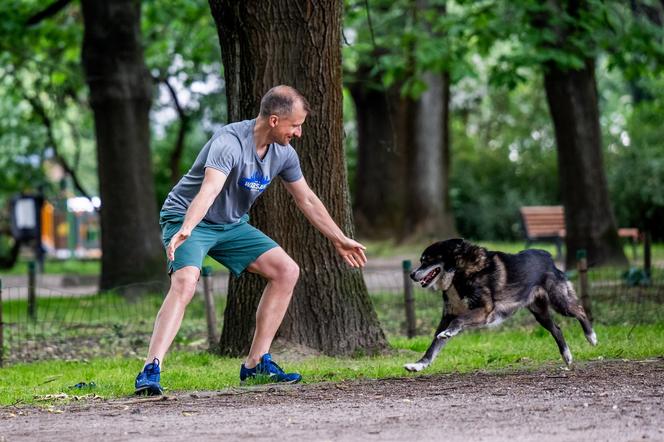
[240,353,302,384]
[135,358,163,396]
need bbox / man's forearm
[181,189,217,232]
[298,194,345,244]
[178,168,227,233]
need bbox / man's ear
[268,115,279,127]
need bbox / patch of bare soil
[1,359,662,442]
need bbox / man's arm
[283,177,367,268]
[166,167,227,261]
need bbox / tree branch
[26,0,73,26]
[155,75,190,185]
[25,94,98,210]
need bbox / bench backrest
[520,205,566,239]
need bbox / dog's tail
[545,273,597,346]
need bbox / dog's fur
[405,238,597,372]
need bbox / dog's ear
[454,240,487,272]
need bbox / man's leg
[144,265,200,366]
[243,247,300,368]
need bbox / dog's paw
[563,347,573,366]
[437,330,457,339]
[404,362,427,372]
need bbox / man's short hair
[259,85,311,117]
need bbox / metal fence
[0,263,662,366]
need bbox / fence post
[0,278,4,368]
[644,231,652,278]
[201,266,218,350]
[28,261,36,321]
[402,260,416,338]
[576,249,593,322]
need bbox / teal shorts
[159,211,279,277]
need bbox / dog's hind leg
[547,278,597,346]
[404,314,454,372]
[529,291,573,366]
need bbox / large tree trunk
[405,71,456,241]
[349,71,410,239]
[543,60,627,268]
[209,0,387,356]
[81,0,166,291]
[349,70,456,242]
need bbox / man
[135,85,367,395]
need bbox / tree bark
[209,0,387,356]
[81,0,166,291]
[543,60,627,268]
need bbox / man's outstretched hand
[334,237,368,268]
[166,228,191,261]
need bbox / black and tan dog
[405,238,597,372]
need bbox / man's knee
[168,267,199,303]
[274,259,300,286]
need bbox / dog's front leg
[405,314,455,372]
[437,303,493,339]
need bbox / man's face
[269,101,307,146]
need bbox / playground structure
[40,196,101,259]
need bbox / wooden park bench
[520,205,639,261]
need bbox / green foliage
[344,0,468,98]
[344,0,664,97]
[460,0,664,89]
[449,71,559,240]
[0,0,224,212]
[143,0,226,205]
[606,93,664,237]
[0,0,93,200]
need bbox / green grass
[0,322,661,406]
[1,259,101,276]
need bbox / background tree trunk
[405,71,456,240]
[349,70,410,239]
[543,60,627,268]
[80,0,166,291]
[209,0,387,356]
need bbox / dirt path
[1,359,662,441]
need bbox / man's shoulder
[217,119,255,140]
[205,119,251,150]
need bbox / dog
[404,238,597,372]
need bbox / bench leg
[631,239,637,262]
[555,239,563,262]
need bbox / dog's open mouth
[421,267,441,287]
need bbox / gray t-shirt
[161,119,303,224]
